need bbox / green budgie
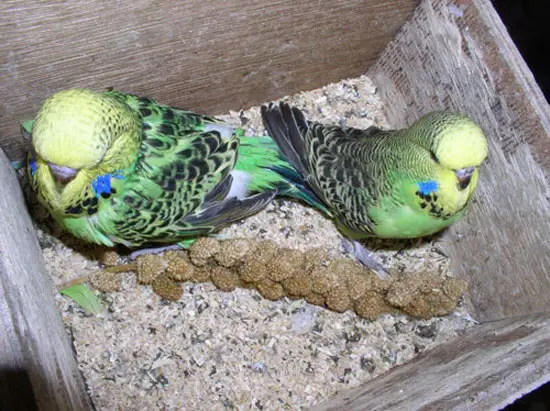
[261,102,488,274]
[23,88,320,256]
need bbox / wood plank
[0,0,419,162]
[312,312,550,411]
[0,149,91,410]
[368,0,550,321]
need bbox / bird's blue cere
[29,159,37,176]
[417,180,438,195]
[92,171,123,197]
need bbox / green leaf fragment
[60,284,105,315]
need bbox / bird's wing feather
[105,93,267,245]
[304,123,390,234]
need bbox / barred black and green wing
[99,92,276,246]
[105,91,222,135]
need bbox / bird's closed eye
[429,150,440,164]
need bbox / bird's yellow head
[31,88,141,185]
[411,111,488,192]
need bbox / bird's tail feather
[260,102,310,176]
[181,190,278,233]
[234,131,329,215]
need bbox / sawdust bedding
[29,75,477,410]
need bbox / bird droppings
[23,74,478,410]
[151,275,184,302]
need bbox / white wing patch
[227,170,252,199]
[204,123,235,140]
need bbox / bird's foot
[341,238,389,280]
[128,244,183,260]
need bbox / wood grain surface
[368,0,550,321]
[0,0,419,162]
[0,149,90,410]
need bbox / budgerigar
[261,102,488,274]
[23,88,315,255]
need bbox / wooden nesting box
[1,0,548,409]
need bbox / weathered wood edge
[312,312,550,411]
[0,0,419,162]
[0,149,91,410]
[368,0,550,321]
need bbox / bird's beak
[455,167,475,190]
[48,162,78,184]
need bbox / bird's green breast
[365,179,466,239]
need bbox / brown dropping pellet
[406,288,454,318]
[302,248,330,273]
[188,237,221,266]
[403,297,433,319]
[355,291,395,320]
[256,279,285,301]
[191,266,212,283]
[344,266,374,302]
[370,274,392,293]
[240,281,257,290]
[282,270,312,298]
[210,266,240,292]
[306,292,325,306]
[238,240,278,282]
[385,276,416,308]
[136,254,168,284]
[152,275,183,301]
[214,239,257,268]
[308,265,338,296]
[325,285,352,313]
[99,250,120,267]
[238,259,267,283]
[165,251,194,281]
[265,248,304,282]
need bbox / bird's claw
[341,238,389,280]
